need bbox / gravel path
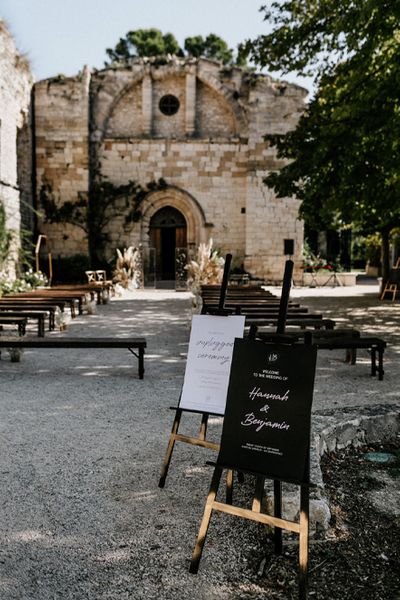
[0,286,399,599]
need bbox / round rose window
[159,94,180,116]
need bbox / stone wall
[35,57,307,282]
[0,21,34,278]
[34,68,90,257]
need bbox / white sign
[179,314,246,415]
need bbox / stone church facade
[34,57,307,284]
[0,43,308,285]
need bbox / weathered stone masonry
[35,57,307,282]
[0,21,34,278]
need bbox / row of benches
[201,284,387,380]
[0,280,388,381]
[0,283,146,379]
[0,280,116,334]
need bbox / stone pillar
[142,73,152,136]
[185,72,196,136]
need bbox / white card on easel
[179,314,245,415]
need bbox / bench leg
[371,347,377,377]
[345,346,357,364]
[138,347,145,379]
[39,317,45,337]
[378,348,384,381]
[128,347,145,379]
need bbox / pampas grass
[186,239,224,310]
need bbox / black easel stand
[158,254,235,489]
[189,260,313,599]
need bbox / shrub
[51,254,92,284]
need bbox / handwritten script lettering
[195,337,236,365]
[196,338,234,352]
[248,387,289,402]
[241,412,290,432]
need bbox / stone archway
[140,186,206,288]
[149,206,187,283]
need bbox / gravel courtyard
[0,285,399,599]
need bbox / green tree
[106,28,183,63]
[106,29,244,66]
[184,33,233,64]
[244,1,400,282]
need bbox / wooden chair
[85,270,96,283]
[95,270,107,281]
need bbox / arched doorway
[149,206,187,286]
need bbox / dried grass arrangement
[113,246,143,290]
[186,239,224,305]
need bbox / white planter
[302,272,357,287]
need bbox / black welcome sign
[217,339,317,484]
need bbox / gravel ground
[0,285,399,599]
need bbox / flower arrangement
[302,242,342,273]
[0,269,48,297]
[303,261,341,273]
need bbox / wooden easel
[158,254,236,489]
[189,260,314,599]
[189,465,311,600]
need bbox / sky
[0,0,312,94]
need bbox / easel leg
[226,469,234,505]
[299,484,309,600]
[252,476,265,512]
[274,480,283,554]
[189,466,223,574]
[199,413,209,442]
[159,409,182,488]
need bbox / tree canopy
[106,29,183,62]
[105,28,244,66]
[244,1,400,278]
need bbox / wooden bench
[254,318,336,330]
[0,336,147,379]
[57,282,114,304]
[244,312,325,325]
[256,332,386,380]
[0,310,48,336]
[6,291,85,315]
[0,303,60,330]
[0,298,68,314]
[0,316,27,336]
[314,336,387,380]
[283,318,336,330]
[5,294,79,316]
